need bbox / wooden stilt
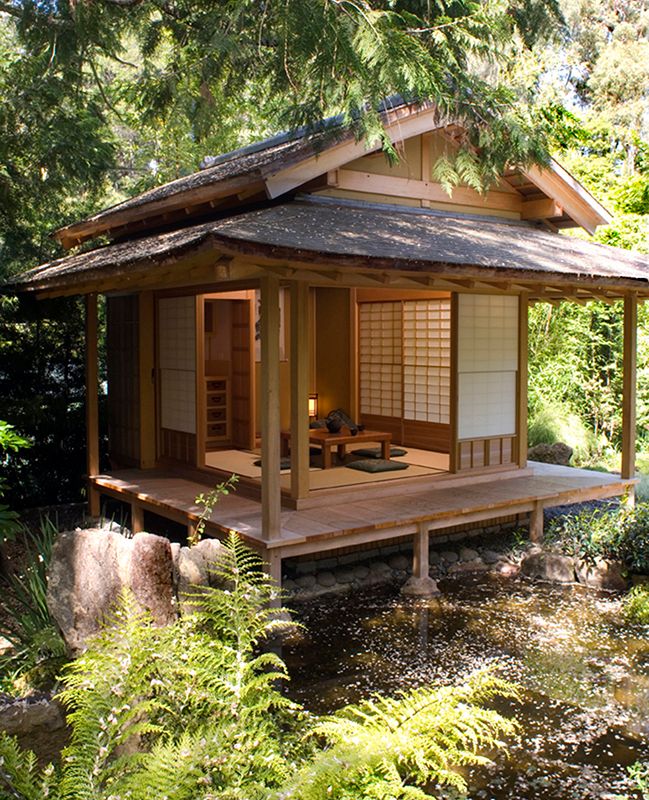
[131,503,144,534]
[529,501,544,543]
[260,274,282,541]
[290,281,310,500]
[85,293,100,517]
[401,522,440,596]
[621,291,637,482]
[265,549,283,609]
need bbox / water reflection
[283,574,649,799]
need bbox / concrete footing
[400,575,440,597]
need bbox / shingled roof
[13,196,649,297]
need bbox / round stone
[459,547,480,562]
[441,550,459,564]
[316,571,337,587]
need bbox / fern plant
[0,533,518,800]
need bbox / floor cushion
[253,457,292,470]
[345,458,409,473]
[351,447,408,459]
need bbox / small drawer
[207,422,227,438]
[207,408,226,422]
[206,379,227,392]
[207,392,226,406]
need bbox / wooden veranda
[90,461,635,584]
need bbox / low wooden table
[280,427,392,469]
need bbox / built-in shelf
[205,375,230,449]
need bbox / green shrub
[528,400,599,465]
[0,516,67,693]
[622,585,649,625]
[0,533,518,800]
[547,503,649,574]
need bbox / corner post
[290,281,310,500]
[85,293,100,516]
[621,291,637,487]
[138,291,156,468]
[517,293,529,469]
[529,500,544,543]
[260,274,282,540]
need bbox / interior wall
[315,287,352,417]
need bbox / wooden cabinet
[205,376,230,449]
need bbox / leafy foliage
[0,533,518,800]
[547,503,649,574]
[0,419,30,542]
[0,515,66,693]
[192,473,239,546]
[622,585,649,626]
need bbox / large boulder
[174,537,225,614]
[520,547,575,583]
[129,533,175,625]
[47,529,176,652]
[575,559,629,591]
[528,442,573,466]
[47,529,131,653]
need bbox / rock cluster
[47,528,224,652]
[284,539,517,601]
[0,693,67,764]
[520,544,628,591]
[527,442,573,466]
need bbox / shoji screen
[158,296,196,435]
[359,302,402,418]
[457,295,518,439]
[403,300,451,424]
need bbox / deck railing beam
[260,273,282,540]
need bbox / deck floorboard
[92,463,633,557]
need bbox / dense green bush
[622,585,649,625]
[548,503,649,574]
[0,533,518,800]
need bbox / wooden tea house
[9,100,649,589]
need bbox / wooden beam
[265,103,443,199]
[517,294,529,469]
[290,281,310,500]
[621,291,637,481]
[138,292,156,468]
[260,274,282,539]
[400,522,440,596]
[333,169,522,213]
[521,198,563,220]
[85,293,100,516]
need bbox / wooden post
[517,294,529,469]
[401,522,440,596]
[290,281,310,500]
[138,292,156,468]
[131,503,144,534]
[449,293,459,473]
[85,293,100,517]
[529,500,544,543]
[260,274,282,540]
[621,291,637,482]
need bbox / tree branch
[0,2,21,19]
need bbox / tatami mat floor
[204,444,450,490]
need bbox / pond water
[283,575,649,799]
